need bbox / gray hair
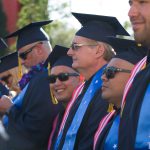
[42,41,52,53]
[97,41,116,62]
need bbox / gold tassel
[50,89,58,104]
[47,62,50,76]
[142,63,146,70]
[107,103,114,113]
[18,56,22,80]
[47,62,58,104]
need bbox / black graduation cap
[5,20,52,50]
[0,52,18,73]
[49,45,72,68]
[0,38,8,50]
[106,36,147,64]
[72,12,130,42]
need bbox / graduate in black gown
[0,41,19,118]
[0,51,19,116]
[47,45,83,150]
[94,37,147,150]
[0,40,17,147]
[118,1,150,149]
[52,12,130,150]
[0,21,61,150]
[0,38,11,97]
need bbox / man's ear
[95,44,105,58]
[36,44,43,55]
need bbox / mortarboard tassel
[47,62,51,76]
[47,62,58,104]
[107,103,114,113]
[50,89,58,105]
[18,56,23,80]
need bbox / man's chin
[134,32,146,44]
[72,64,78,70]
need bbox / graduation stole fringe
[93,110,116,150]
[47,62,58,104]
[120,56,147,116]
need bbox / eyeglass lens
[19,48,33,60]
[48,73,79,83]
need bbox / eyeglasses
[71,43,98,51]
[19,42,42,60]
[19,46,35,60]
[48,73,79,84]
[103,66,131,79]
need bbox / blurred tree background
[0,0,132,56]
[17,0,77,48]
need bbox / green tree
[49,20,77,47]
[124,21,133,37]
[15,0,76,49]
[18,0,49,26]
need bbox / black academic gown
[118,52,150,150]
[95,108,120,150]
[54,74,109,150]
[1,55,61,150]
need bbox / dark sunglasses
[71,43,98,51]
[103,66,131,79]
[19,42,42,60]
[19,46,35,60]
[48,73,79,84]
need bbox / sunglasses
[103,66,131,79]
[71,43,98,51]
[48,73,79,84]
[19,42,42,60]
[19,46,34,60]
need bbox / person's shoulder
[25,71,49,91]
[31,71,48,82]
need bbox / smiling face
[50,65,81,105]
[128,0,150,47]
[101,58,134,108]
